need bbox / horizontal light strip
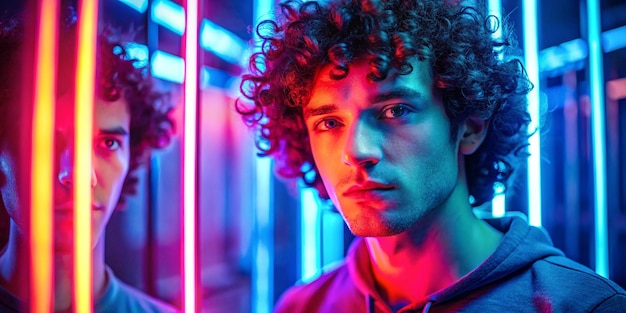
[539,38,588,73]
[118,0,148,13]
[200,19,246,64]
[148,0,247,65]
[152,0,185,35]
[151,50,185,83]
[31,1,58,312]
[602,25,626,53]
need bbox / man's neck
[0,221,107,311]
[365,187,503,308]
[53,238,107,311]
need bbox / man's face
[304,59,463,237]
[0,93,130,253]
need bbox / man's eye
[380,104,410,119]
[98,138,121,151]
[315,118,342,131]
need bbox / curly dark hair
[0,8,174,209]
[237,0,532,207]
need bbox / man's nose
[57,148,97,187]
[342,119,382,168]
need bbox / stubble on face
[307,59,462,238]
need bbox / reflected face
[0,94,130,253]
[304,60,462,237]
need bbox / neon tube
[300,188,321,282]
[31,1,58,312]
[487,0,502,39]
[488,0,504,215]
[118,0,149,14]
[522,0,542,227]
[251,0,275,312]
[253,157,273,313]
[74,1,99,311]
[152,0,186,35]
[586,0,609,278]
[182,0,199,311]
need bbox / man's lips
[342,181,395,198]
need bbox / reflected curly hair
[0,9,174,209]
[237,0,532,206]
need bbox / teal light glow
[523,0,542,227]
[151,50,184,83]
[252,2,275,312]
[587,0,609,278]
[200,19,246,64]
[301,188,322,283]
[152,0,185,35]
[118,0,148,13]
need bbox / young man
[0,10,178,313]
[237,0,626,312]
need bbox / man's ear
[459,115,489,155]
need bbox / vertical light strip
[488,0,506,217]
[74,1,98,312]
[300,188,321,282]
[523,0,542,227]
[31,1,58,312]
[182,0,199,311]
[252,1,274,312]
[487,0,503,39]
[586,0,609,278]
[253,157,273,313]
[491,183,506,218]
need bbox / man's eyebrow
[303,104,339,119]
[371,87,422,103]
[98,126,129,136]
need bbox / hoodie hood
[347,215,565,313]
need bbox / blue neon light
[602,25,626,53]
[252,2,276,312]
[200,19,246,65]
[539,38,588,73]
[523,0,542,227]
[118,0,148,13]
[152,0,185,35]
[492,182,506,218]
[301,188,321,283]
[253,156,274,313]
[151,50,184,83]
[587,0,609,279]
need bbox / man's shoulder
[274,262,358,313]
[538,255,625,292]
[527,255,626,311]
[97,271,179,313]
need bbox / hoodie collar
[347,215,564,312]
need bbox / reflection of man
[237,0,626,312]
[0,11,178,313]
